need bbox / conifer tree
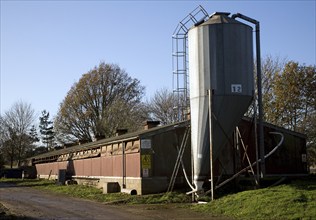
[29,125,39,143]
[39,110,54,149]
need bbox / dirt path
[0,183,231,220]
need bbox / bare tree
[0,101,35,167]
[146,88,179,125]
[54,62,147,143]
[246,55,287,119]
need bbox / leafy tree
[0,101,35,167]
[262,61,316,167]
[39,110,54,149]
[260,55,287,122]
[272,62,315,131]
[54,62,147,143]
[247,57,315,167]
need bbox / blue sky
[1,1,315,119]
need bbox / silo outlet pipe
[231,13,265,177]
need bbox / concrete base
[38,174,57,180]
[121,188,137,195]
[98,176,142,195]
[103,182,120,194]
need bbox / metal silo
[188,12,254,193]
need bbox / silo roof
[200,12,244,25]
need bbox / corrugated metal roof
[30,118,305,161]
[31,120,189,160]
[242,116,307,139]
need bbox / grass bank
[193,178,316,220]
[1,177,315,219]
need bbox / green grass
[193,178,316,220]
[0,178,191,204]
[1,177,315,219]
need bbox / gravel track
[0,182,231,220]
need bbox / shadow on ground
[0,181,53,189]
[1,203,36,220]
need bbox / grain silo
[188,12,254,194]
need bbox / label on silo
[231,84,242,93]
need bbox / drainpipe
[231,13,265,177]
[122,141,126,188]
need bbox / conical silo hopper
[188,12,254,192]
